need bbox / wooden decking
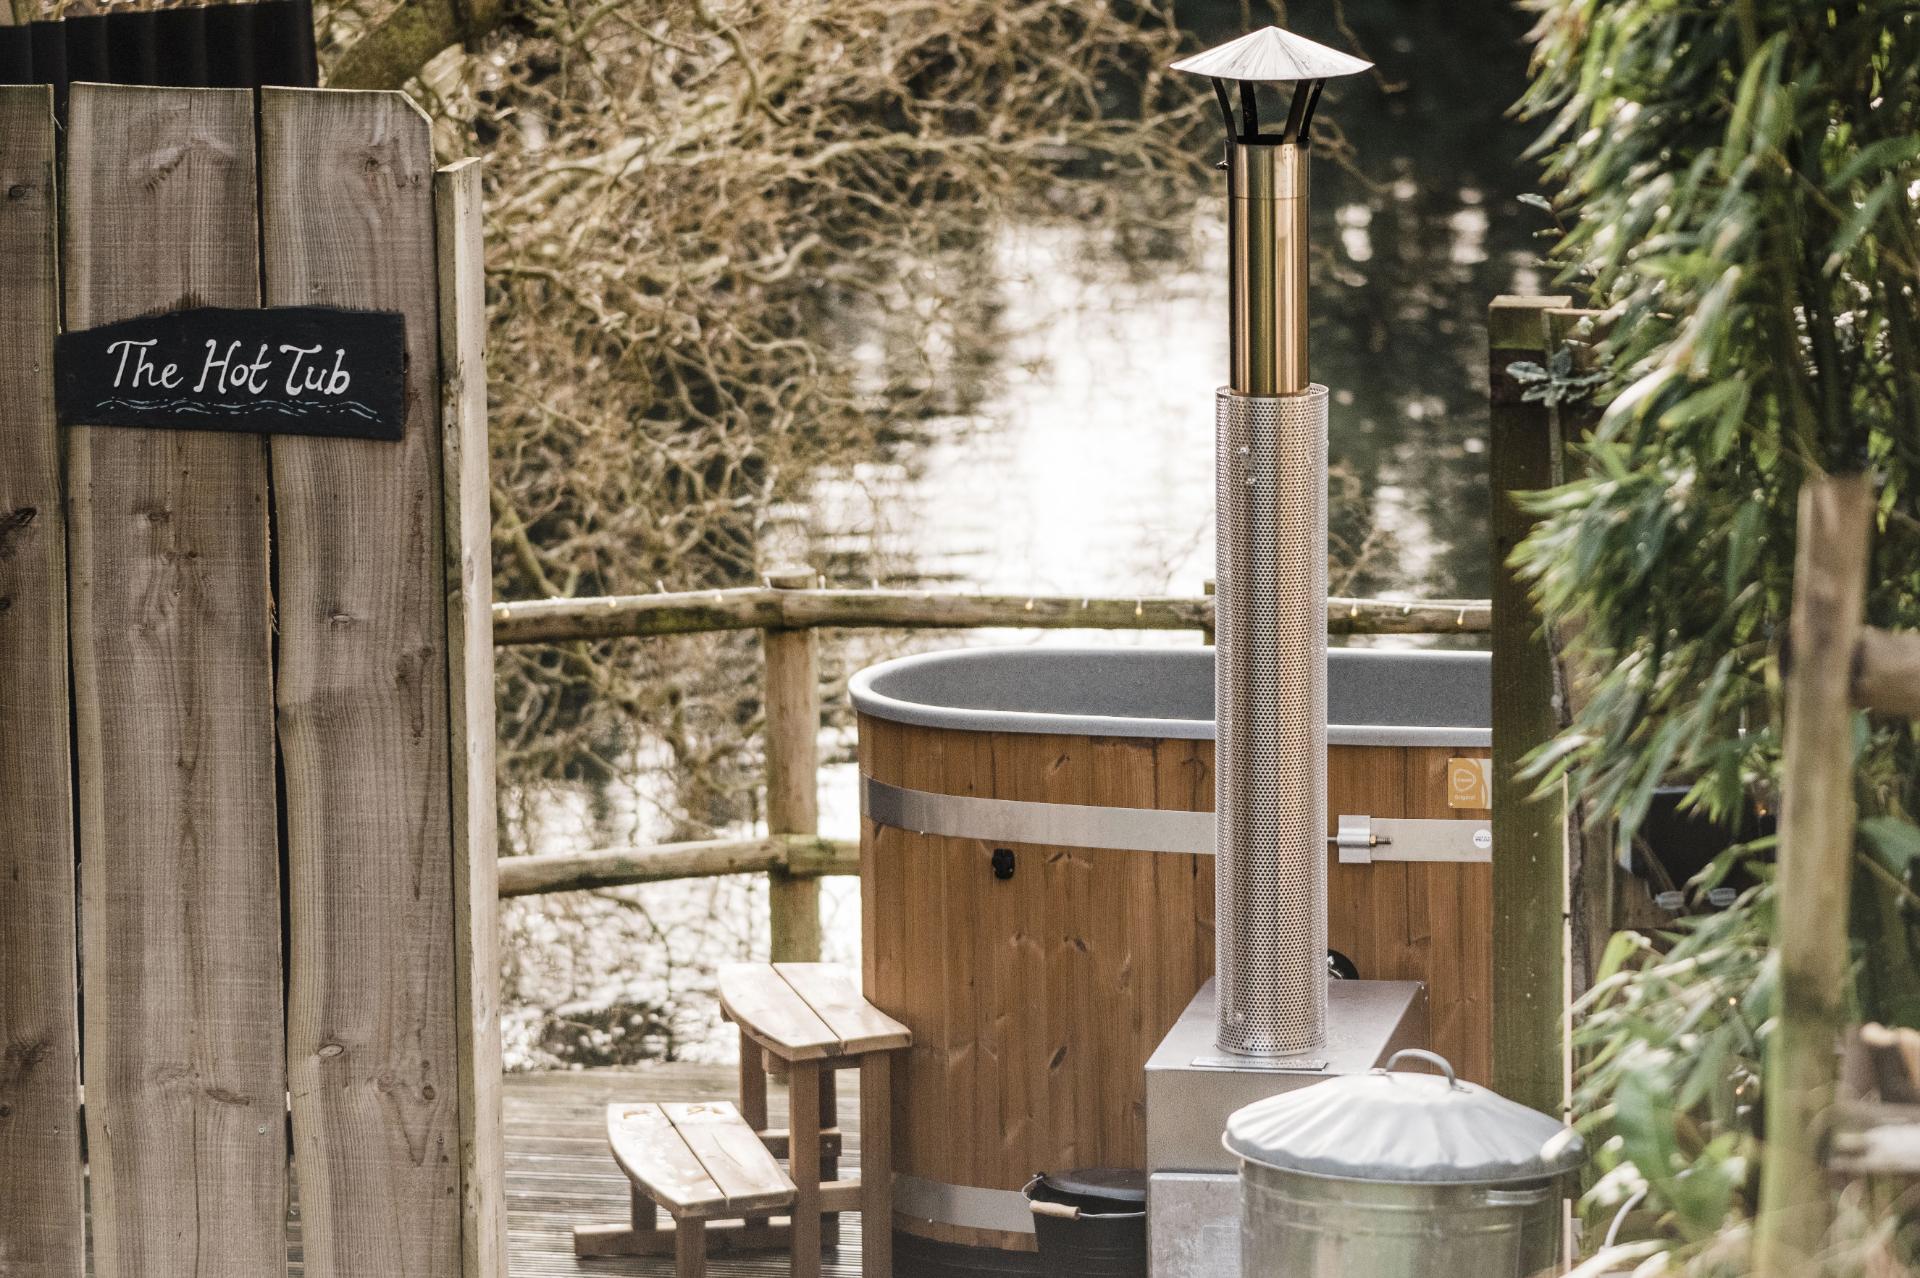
[505,1064,867,1278]
[87,1063,863,1276]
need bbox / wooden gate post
[1488,295,1571,1115]
[765,565,824,963]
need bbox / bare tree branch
[327,0,506,90]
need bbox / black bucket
[1023,1168,1147,1278]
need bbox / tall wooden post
[764,565,823,963]
[1754,473,1874,1277]
[1488,295,1571,1115]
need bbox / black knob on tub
[991,848,1016,881]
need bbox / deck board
[87,1063,865,1276]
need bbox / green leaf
[1858,817,1920,878]
[1720,498,1758,598]
[1827,135,1920,192]
[1823,179,1897,275]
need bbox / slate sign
[56,306,407,441]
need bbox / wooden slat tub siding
[856,718,913,1193]
[64,84,288,1278]
[1405,746,1493,1085]
[1152,735,1216,1023]
[436,156,508,1278]
[862,709,1495,1260]
[862,719,1214,1252]
[1087,736,1162,1163]
[262,88,461,1278]
[0,84,85,1278]
[1325,742,1406,1013]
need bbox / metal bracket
[1330,813,1384,862]
[1329,815,1491,864]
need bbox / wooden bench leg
[789,1061,822,1278]
[741,1032,769,1133]
[860,1052,893,1278]
[632,1186,658,1232]
[820,1065,840,1239]
[676,1217,707,1278]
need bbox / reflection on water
[819,0,1543,603]
[504,1,1547,1067]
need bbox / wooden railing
[489,576,1491,960]
[484,296,1595,1123]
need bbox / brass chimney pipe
[1229,142,1310,396]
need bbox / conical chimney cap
[1170,26,1372,82]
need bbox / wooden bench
[573,1101,796,1276]
[575,963,909,1278]
[721,962,910,1278]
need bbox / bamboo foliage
[1517,0,1920,1272]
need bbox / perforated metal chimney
[1172,26,1371,1059]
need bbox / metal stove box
[1144,978,1425,1278]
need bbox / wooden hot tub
[851,645,1491,1270]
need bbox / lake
[502,0,1549,1069]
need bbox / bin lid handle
[1381,1048,1461,1088]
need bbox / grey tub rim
[848,645,1490,749]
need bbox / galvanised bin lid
[1223,1049,1586,1185]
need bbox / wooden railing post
[1754,474,1874,1277]
[1488,295,1572,1115]
[763,566,823,963]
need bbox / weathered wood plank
[0,83,84,1278]
[64,82,287,1278]
[775,964,911,1055]
[718,964,837,1061]
[605,1104,724,1217]
[261,86,460,1278]
[660,1103,795,1215]
[435,155,506,1278]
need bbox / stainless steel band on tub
[862,775,1212,854]
[862,774,1491,861]
[894,1173,1035,1235]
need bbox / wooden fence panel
[261,87,462,1277]
[0,84,84,1278]
[63,84,287,1277]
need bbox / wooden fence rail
[498,835,858,898]
[490,587,1491,645]
[489,582,1493,956]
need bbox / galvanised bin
[1224,1050,1585,1278]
